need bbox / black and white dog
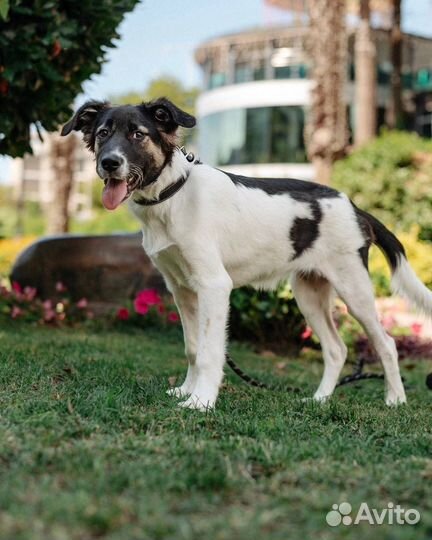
[62,98,432,410]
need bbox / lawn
[0,323,431,540]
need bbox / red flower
[411,322,422,336]
[167,311,180,323]
[134,289,162,315]
[117,307,130,321]
[12,281,22,294]
[135,289,162,306]
[134,297,149,315]
[300,327,313,340]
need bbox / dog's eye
[97,129,109,138]
[132,131,146,140]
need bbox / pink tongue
[102,179,128,210]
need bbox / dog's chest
[140,220,174,258]
[150,245,192,289]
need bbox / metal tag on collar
[179,145,195,163]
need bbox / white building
[194,26,432,180]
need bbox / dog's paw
[301,394,330,404]
[166,386,189,398]
[178,394,215,412]
[313,393,331,403]
[385,394,407,406]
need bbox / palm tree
[354,0,377,146]
[386,0,403,128]
[304,0,348,184]
[46,133,77,234]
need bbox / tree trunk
[46,133,77,234]
[386,0,403,129]
[305,0,348,184]
[354,0,377,146]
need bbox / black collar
[132,174,188,206]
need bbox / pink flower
[23,286,37,301]
[76,298,88,309]
[167,311,180,323]
[12,281,22,294]
[301,327,313,340]
[117,307,130,321]
[11,305,22,319]
[158,304,165,314]
[411,322,423,336]
[135,289,162,306]
[56,281,67,293]
[43,300,53,310]
[382,316,396,331]
[44,309,56,322]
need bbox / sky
[2,0,432,181]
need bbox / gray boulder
[10,233,165,308]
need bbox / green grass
[0,324,431,540]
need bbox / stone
[10,232,166,308]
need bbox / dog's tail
[360,208,432,315]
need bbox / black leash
[225,353,385,393]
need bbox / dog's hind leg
[327,258,406,405]
[166,285,199,398]
[291,273,347,401]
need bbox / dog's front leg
[179,274,232,411]
[166,285,198,398]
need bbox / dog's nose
[101,156,121,173]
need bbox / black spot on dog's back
[221,170,341,259]
[290,201,322,258]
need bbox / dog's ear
[143,98,196,133]
[61,100,110,137]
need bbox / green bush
[229,284,306,352]
[0,0,139,156]
[332,130,432,241]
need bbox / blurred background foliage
[332,130,432,241]
[332,129,432,296]
[112,76,200,116]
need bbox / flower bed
[0,279,180,329]
[1,277,430,361]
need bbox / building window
[208,72,226,89]
[274,64,308,79]
[199,106,307,166]
[234,62,251,83]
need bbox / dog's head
[61,98,196,210]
